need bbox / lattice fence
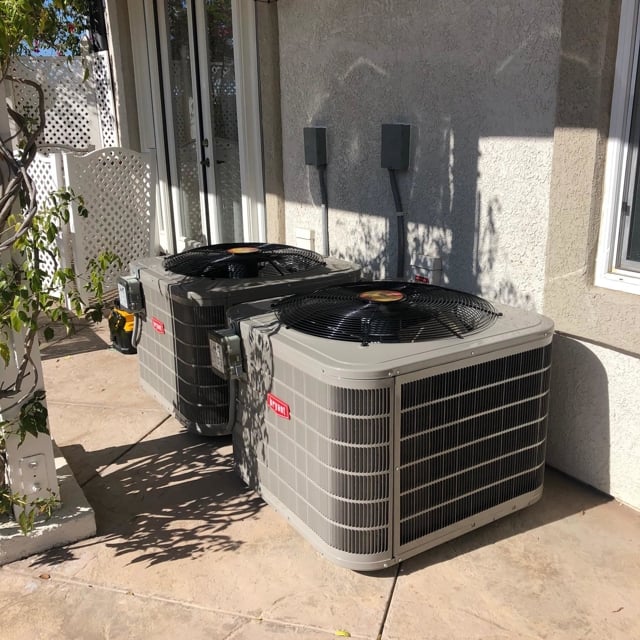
[28,153,69,295]
[7,52,118,151]
[64,148,156,300]
[7,54,154,301]
[90,54,118,148]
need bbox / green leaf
[18,510,30,535]
[0,342,10,366]
[43,326,55,341]
[10,310,22,332]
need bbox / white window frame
[596,0,640,293]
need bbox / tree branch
[0,76,45,251]
[5,75,46,147]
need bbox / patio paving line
[376,564,401,640]
[47,399,165,410]
[1,566,372,639]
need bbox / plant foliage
[0,0,90,75]
[0,0,118,534]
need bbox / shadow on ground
[398,467,612,576]
[34,435,610,575]
[29,432,264,568]
[40,323,110,360]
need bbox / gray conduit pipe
[318,165,329,256]
[388,168,405,279]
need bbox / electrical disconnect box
[381,123,411,170]
[303,127,327,166]
[208,329,244,380]
[117,275,144,313]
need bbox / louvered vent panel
[170,299,230,426]
[261,366,392,556]
[399,345,551,547]
[137,276,177,408]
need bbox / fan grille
[163,243,325,279]
[274,281,501,344]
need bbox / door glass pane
[167,0,206,245]
[205,0,243,242]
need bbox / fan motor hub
[359,290,406,303]
[227,247,260,255]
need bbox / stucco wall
[547,335,640,508]
[269,0,640,510]
[544,0,638,354]
[543,0,640,510]
[277,0,562,308]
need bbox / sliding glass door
[157,0,254,251]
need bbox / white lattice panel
[179,144,202,241]
[29,152,65,213]
[91,52,119,148]
[211,62,238,142]
[27,152,68,294]
[215,138,242,242]
[64,148,156,300]
[8,54,117,152]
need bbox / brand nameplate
[267,393,290,419]
[151,317,165,334]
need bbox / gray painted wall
[277,0,562,309]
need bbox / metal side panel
[234,318,396,570]
[136,263,232,434]
[137,269,178,415]
[393,340,552,561]
[169,295,230,433]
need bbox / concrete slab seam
[1,568,370,638]
[376,562,401,640]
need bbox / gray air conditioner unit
[130,243,360,436]
[229,281,553,571]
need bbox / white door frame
[132,0,265,252]
[232,0,266,243]
[129,0,176,254]
[192,0,221,244]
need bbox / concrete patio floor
[1,320,639,639]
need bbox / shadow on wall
[302,55,544,306]
[546,334,611,494]
[333,211,389,278]
[278,0,561,307]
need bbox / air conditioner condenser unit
[130,243,361,436]
[228,282,553,570]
